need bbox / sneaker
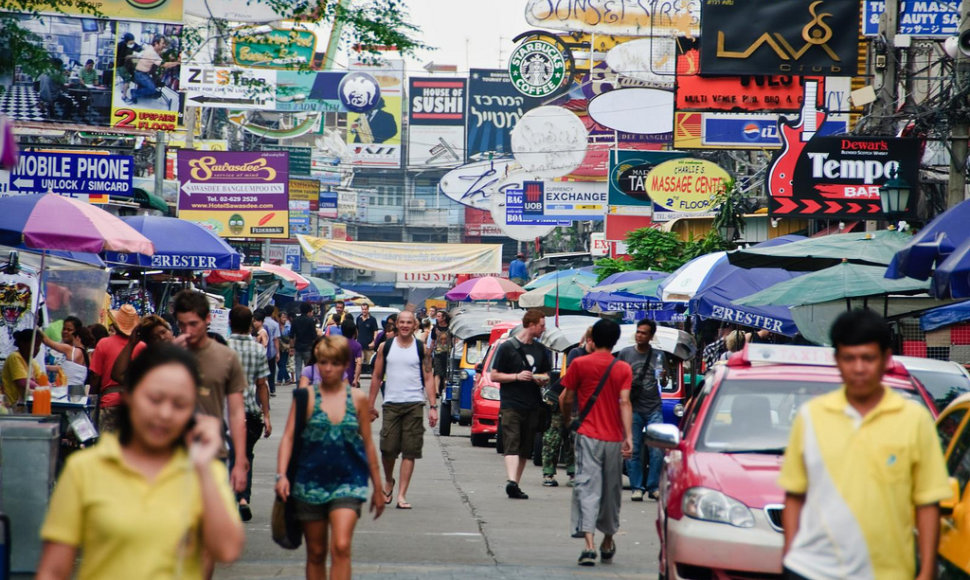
[578,549,597,566]
[542,475,558,487]
[631,489,644,501]
[648,491,660,501]
[600,540,616,561]
[566,475,576,487]
[505,480,529,499]
[238,502,252,522]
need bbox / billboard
[34,0,184,22]
[0,15,183,131]
[345,61,403,168]
[699,0,859,76]
[466,69,541,158]
[608,150,688,214]
[643,158,731,221]
[520,180,607,221]
[524,0,700,37]
[771,136,920,219]
[407,77,467,167]
[177,151,289,239]
[289,178,320,211]
[231,27,316,69]
[673,112,849,150]
[862,0,959,36]
[2,151,134,200]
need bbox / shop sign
[522,180,607,221]
[2,151,133,197]
[645,158,731,216]
[608,149,687,209]
[408,77,467,166]
[508,38,569,98]
[232,27,316,69]
[180,66,276,109]
[699,0,859,76]
[395,272,457,289]
[524,0,700,37]
[673,112,847,150]
[862,0,959,36]
[35,0,183,22]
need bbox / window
[681,374,714,437]
[939,409,967,457]
[947,415,970,495]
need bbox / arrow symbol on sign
[189,95,260,105]
[13,177,34,189]
[181,180,196,196]
[802,199,821,213]
[848,203,862,214]
[824,201,841,214]
[866,203,880,213]
[776,198,798,214]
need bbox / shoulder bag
[272,387,309,550]
[569,359,619,433]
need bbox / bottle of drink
[33,386,51,415]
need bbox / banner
[297,236,503,274]
[408,77,467,167]
[466,69,541,158]
[699,0,859,76]
[771,136,920,219]
[177,151,289,238]
[346,61,403,168]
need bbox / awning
[131,188,171,214]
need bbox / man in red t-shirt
[89,304,145,433]
[560,318,633,567]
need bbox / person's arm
[353,389,385,520]
[110,333,140,385]
[353,351,362,387]
[226,392,248,493]
[36,543,76,580]
[274,399,298,501]
[256,377,271,437]
[423,348,437,427]
[41,334,73,358]
[489,344,532,384]
[782,492,805,555]
[369,346,385,421]
[619,386,633,459]
[915,503,940,580]
[187,415,244,562]
[560,387,576,424]
[273,336,280,362]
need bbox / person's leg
[571,434,604,548]
[596,440,623,538]
[379,403,404,502]
[565,430,576,480]
[278,350,290,382]
[501,408,523,481]
[515,407,538,482]
[645,409,665,494]
[625,412,647,494]
[397,458,416,505]
[542,413,563,479]
[328,507,360,580]
[302,520,329,580]
[130,70,155,100]
[397,403,424,506]
[381,454,397,501]
[237,414,262,506]
[267,358,277,394]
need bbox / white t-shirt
[383,338,425,404]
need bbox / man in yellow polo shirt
[779,309,951,580]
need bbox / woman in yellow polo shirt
[1,328,46,411]
[35,344,244,579]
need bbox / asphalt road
[214,379,662,579]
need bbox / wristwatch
[275,473,284,482]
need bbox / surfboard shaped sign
[186,0,320,22]
[437,157,520,210]
[588,88,674,135]
[524,0,700,37]
[511,106,588,179]
[605,38,676,88]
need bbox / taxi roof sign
[729,344,835,367]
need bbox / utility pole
[948,0,970,208]
[872,0,899,135]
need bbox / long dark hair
[117,344,202,447]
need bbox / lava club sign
[774,136,920,218]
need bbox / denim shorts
[294,497,364,521]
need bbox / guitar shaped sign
[767,79,826,199]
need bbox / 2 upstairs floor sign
[0,151,134,197]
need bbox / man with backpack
[560,318,633,566]
[489,309,552,500]
[368,310,436,510]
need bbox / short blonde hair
[313,335,350,366]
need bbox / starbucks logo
[509,39,567,98]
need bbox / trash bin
[0,416,59,573]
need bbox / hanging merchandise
[110,285,155,316]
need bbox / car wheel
[470,433,490,447]
[439,399,452,437]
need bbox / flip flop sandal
[383,479,395,505]
[396,501,412,509]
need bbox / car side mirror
[941,477,961,516]
[475,363,483,373]
[645,423,681,450]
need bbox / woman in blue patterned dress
[275,336,384,580]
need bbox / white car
[322,305,400,330]
[894,355,970,413]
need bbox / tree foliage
[593,227,729,281]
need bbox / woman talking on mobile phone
[36,344,244,580]
[276,335,384,580]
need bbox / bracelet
[275,473,284,482]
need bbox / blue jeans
[130,70,157,101]
[626,409,664,493]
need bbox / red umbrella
[445,276,525,301]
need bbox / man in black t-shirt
[291,302,319,376]
[356,303,379,368]
[490,309,551,499]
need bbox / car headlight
[673,403,685,418]
[682,487,754,528]
[460,370,469,380]
[482,386,500,400]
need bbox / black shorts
[433,352,449,377]
[294,497,364,521]
[500,407,539,458]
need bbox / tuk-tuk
[439,308,524,436]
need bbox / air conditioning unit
[384,215,399,224]
[408,199,427,210]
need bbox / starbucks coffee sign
[508,38,569,98]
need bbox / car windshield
[906,368,970,412]
[465,338,490,365]
[697,379,924,453]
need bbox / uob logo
[523,181,544,214]
[716,0,842,73]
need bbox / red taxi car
[469,323,518,447]
[646,343,937,580]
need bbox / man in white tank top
[368,310,436,509]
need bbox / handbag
[569,359,618,432]
[272,387,309,550]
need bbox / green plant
[710,180,746,243]
[593,226,730,281]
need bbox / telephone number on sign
[209,195,260,203]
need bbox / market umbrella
[931,237,970,298]
[0,193,154,255]
[524,267,597,290]
[582,277,665,311]
[445,276,526,301]
[727,230,911,271]
[886,199,970,280]
[103,215,240,270]
[596,270,669,286]
[335,288,373,305]
[245,263,310,290]
[735,262,929,307]
[659,252,726,303]
[518,278,591,311]
[304,276,339,301]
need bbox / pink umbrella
[445,276,526,301]
[246,263,310,290]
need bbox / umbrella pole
[555,274,560,327]
[27,251,46,400]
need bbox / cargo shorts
[380,402,426,459]
[500,407,539,458]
